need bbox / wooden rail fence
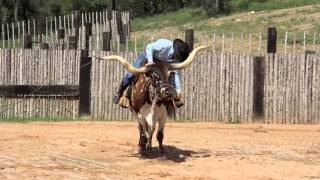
[0,10,130,51]
[90,51,255,122]
[0,49,81,118]
[264,54,320,124]
[0,48,320,124]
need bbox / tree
[112,0,116,10]
[14,0,19,21]
[216,0,224,13]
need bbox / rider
[113,38,191,108]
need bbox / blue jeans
[122,53,147,88]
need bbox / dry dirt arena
[0,121,319,180]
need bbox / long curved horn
[168,46,212,70]
[94,55,148,74]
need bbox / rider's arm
[174,70,182,94]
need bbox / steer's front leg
[157,105,167,154]
[145,112,156,151]
[138,123,147,155]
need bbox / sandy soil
[0,121,319,180]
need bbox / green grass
[227,119,241,124]
[1,39,23,48]
[0,117,81,123]
[131,8,209,32]
[131,1,320,33]
[229,0,320,12]
[115,36,151,52]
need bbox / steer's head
[95,46,211,103]
[145,62,176,101]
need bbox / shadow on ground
[141,145,211,163]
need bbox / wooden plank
[267,54,272,123]
[98,51,103,119]
[224,53,229,121]
[0,50,3,84]
[230,53,235,122]
[293,54,298,123]
[311,54,316,124]
[79,50,92,116]
[299,54,304,124]
[207,52,213,121]
[316,55,320,123]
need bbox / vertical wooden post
[79,49,92,116]
[284,31,288,54]
[57,29,65,49]
[17,21,21,47]
[36,17,45,42]
[293,32,296,52]
[185,29,194,50]
[102,32,111,51]
[123,23,129,39]
[73,9,81,49]
[267,27,277,53]
[12,23,15,48]
[116,12,125,44]
[1,24,4,48]
[112,0,116,10]
[57,29,65,40]
[312,32,316,51]
[85,23,92,50]
[258,32,262,54]
[22,21,26,46]
[24,34,32,49]
[7,23,10,45]
[249,33,252,53]
[216,0,224,13]
[303,32,306,52]
[107,7,113,33]
[134,36,137,52]
[222,33,225,52]
[253,56,265,121]
[231,32,234,53]
[68,36,77,49]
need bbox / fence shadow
[142,145,211,163]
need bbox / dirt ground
[0,121,319,180]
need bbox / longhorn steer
[96,46,210,155]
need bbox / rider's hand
[176,93,183,100]
[145,61,155,66]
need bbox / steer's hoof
[147,145,152,151]
[139,146,147,156]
